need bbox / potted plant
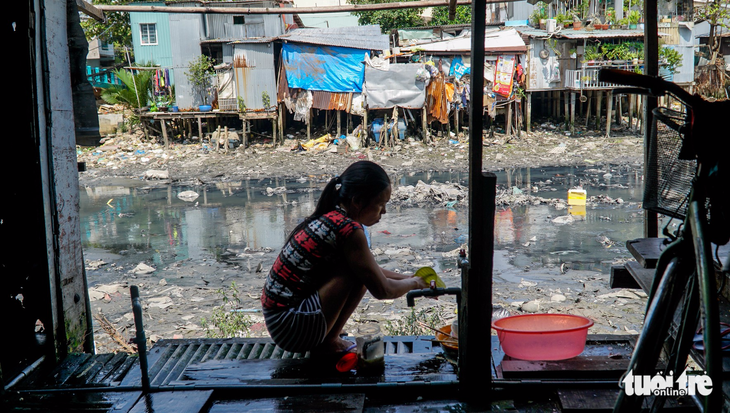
[573,14,582,30]
[530,2,548,29]
[185,54,216,110]
[627,10,641,29]
[606,7,616,27]
[557,12,573,28]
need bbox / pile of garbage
[390,180,467,207]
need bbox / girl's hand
[413,275,429,290]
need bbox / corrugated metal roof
[407,28,527,53]
[278,24,389,50]
[514,26,646,39]
[228,36,279,44]
[311,91,351,111]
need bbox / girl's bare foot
[312,337,355,355]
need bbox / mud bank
[78,125,648,354]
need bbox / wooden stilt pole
[570,92,576,133]
[224,126,229,153]
[272,115,277,147]
[161,118,169,148]
[337,110,341,138]
[596,90,603,131]
[506,101,512,136]
[278,103,284,146]
[526,92,532,132]
[422,106,428,143]
[617,95,622,127]
[606,90,613,138]
[307,109,311,141]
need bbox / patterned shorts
[262,292,328,353]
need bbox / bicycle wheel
[649,267,701,412]
[614,250,695,412]
[687,199,723,412]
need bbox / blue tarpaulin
[282,43,367,93]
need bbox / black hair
[286,161,391,242]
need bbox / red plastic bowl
[491,314,594,360]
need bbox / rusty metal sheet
[311,91,351,112]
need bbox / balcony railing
[565,63,674,90]
[564,63,641,90]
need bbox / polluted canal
[80,164,650,353]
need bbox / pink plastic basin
[491,314,594,360]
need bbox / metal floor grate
[119,336,433,387]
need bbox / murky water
[79,164,645,275]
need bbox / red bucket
[492,314,593,360]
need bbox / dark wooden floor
[4,334,683,412]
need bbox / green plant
[660,46,683,74]
[583,44,603,61]
[606,7,616,24]
[556,12,572,26]
[262,91,271,108]
[100,67,154,109]
[627,10,641,25]
[530,2,548,26]
[579,0,590,18]
[200,282,254,338]
[185,55,216,105]
[237,96,247,112]
[383,305,448,336]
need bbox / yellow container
[569,204,586,217]
[567,188,587,206]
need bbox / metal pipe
[3,356,46,392]
[94,0,523,15]
[130,285,151,392]
[406,288,461,308]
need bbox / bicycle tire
[614,253,694,412]
[687,199,723,412]
[615,202,722,412]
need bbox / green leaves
[100,67,154,109]
[430,5,472,26]
[185,55,216,105]
[349,0,425,33]
[80,0,132,49]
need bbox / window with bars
[140,23,157,45]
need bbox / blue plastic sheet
[282,43,367,93]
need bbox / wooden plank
[610,264,641,289]
[208,393,365,413]
[625,260,656,294]
[70,353,114,385]
[500,357,630,379]
[94,352,131,385]
[558,388,617,412]
[6,390,142,412]
[45,353,92,386]
[128,390,213,413]
[626,238,667,268]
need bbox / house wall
[205,13,284,39]
[169,13,205,108]
[527,40,573,91]
[233,43,277,110]
[130,8,173,67]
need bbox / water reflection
[79,165,645,273]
